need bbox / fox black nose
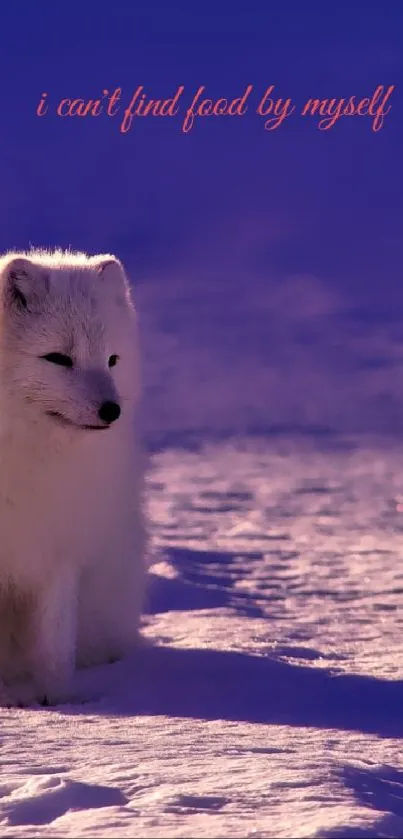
[98,401,121,424]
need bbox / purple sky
[0,1,402,309]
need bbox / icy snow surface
[2,435,403,837]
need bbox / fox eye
[108,354,119,368]
[41,352,73,368]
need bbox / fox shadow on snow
[68,546,403,739]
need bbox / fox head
[0,250,140,436]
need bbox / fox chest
[0,451,126,577]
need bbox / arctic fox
[0,249,147,707]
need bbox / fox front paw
[32,667,76,707]
[37,688,76,707]
[0,679,40,709]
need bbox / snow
[2,267,403,837]
[0,0,402,833]
[2,429,403,837]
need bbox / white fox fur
[0,249,147,707]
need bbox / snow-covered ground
[2,435,403,838]
[2,276,403,837]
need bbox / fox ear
[96,256,133,304]
[3,257,49,313]
[97,256,126,282]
